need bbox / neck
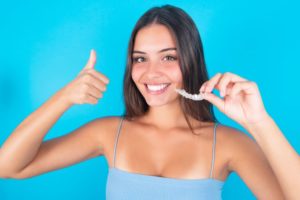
[141,100,191,129]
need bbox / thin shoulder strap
[209,122,219,178]
[113,116,124,168]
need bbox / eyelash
[132,55,177,63]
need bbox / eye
[163,55,177,61]
[132,56,146,63]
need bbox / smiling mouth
[144,83,171,94]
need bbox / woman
[0,5,287,199]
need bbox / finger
[199,82,208,93]
[85,94,98,104]
[199,73,222,93]
[83,49,97,70]
[222,82,235,96]
[202,92,225,113]
[224,72,248,82]
[81,73,107,92]
[89,70,109,84]
[89,76,107,92]
[218,72,248,97]
[86,83,104,99]
[229,81,257,98]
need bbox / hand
[199,72,270,128]
[59,49,109,106]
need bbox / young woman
[0,5,287,200]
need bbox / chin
[146,101,168,107]
[136,83,181,107]
[144,96,179,107]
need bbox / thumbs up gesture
[59,49,109,106]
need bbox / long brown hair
[123,5,218,133]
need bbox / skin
[0,24,287,199]
[200,72,300,199]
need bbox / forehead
[133,24,176,52]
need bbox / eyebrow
[132,47,177,54]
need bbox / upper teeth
[146,84,168,91]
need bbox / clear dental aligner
[175,88,205,101]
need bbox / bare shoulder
[91,115,122,134]
[216,124,256,147]
[216,124,266,171]
[215,125,284,198]
[90,116,122,156]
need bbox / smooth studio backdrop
[0,0,299,199]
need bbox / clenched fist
[59,49,109,106]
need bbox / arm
[245,116,300,200]
[223,126,285,199]
[0,91,71,177]
[2,117,112,179]
[0,49,109,178]
[200,72,300,199]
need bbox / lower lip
[144,84,171,95]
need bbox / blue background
[0,0,299,199]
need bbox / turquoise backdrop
[1,0,299,199]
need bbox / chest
[105,121,220,179]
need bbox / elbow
[0,173,16,179]
[0,168,14,179]
[0,173,27,180]
[0,175,9,179]
[0,169,27,180]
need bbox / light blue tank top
[106,117,224,200]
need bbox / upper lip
[144,82,170,85]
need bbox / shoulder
[93,115,123,139]
[215,124,284,198]
[92,115,123,129]
[82,115,122,135]
[216,124,263,171]
[83,116,123,156]
[216,123,255,147]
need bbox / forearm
[245,115,300,200]
[0,90,71,176]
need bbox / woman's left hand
[200,72,270,128]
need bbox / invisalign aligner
[174,88,205,101]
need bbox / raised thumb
[83,49,97,70]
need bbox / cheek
[131,66,144,83]
[131,63,183,84]
[167,65,183,83]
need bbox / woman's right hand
[59,49,109,106]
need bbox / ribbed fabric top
[106,116,224,200]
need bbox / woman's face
[131,24,183,107]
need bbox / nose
[145,60,163,77]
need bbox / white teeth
[146,84,169,91]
